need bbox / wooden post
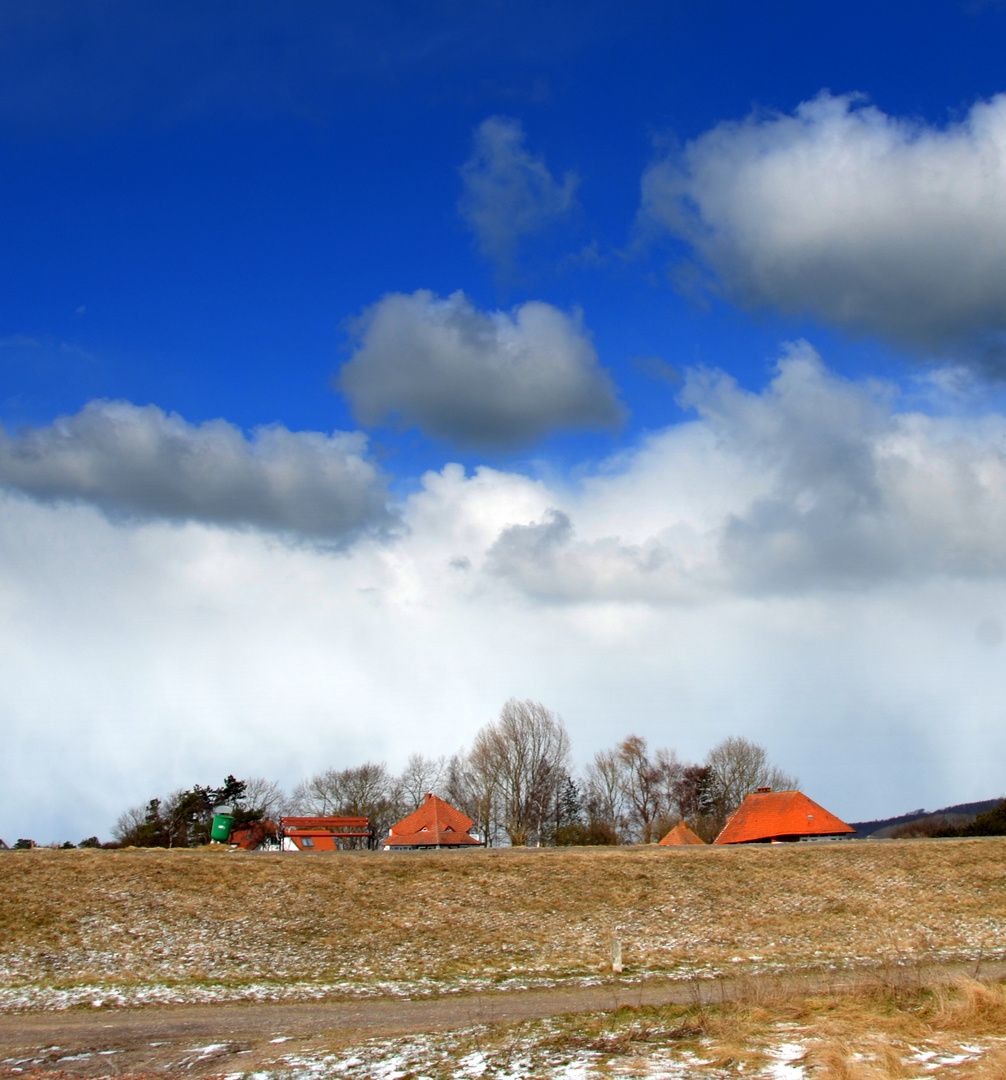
[611,935,623,974]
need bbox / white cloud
[484,342,1006,600]
[643,92,1006,361]
[459,115,578,271]
[9,345,1006,843]
[337,289,624,448]
[484,509,717,604]
[0,400,394,544]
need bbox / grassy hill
[2,839,1006,1013]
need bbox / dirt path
[2,962,1003,1078]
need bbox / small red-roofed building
[714,788,855,845]
[383,793,483,850]
[228,818,280,850]
[658,821,706,846]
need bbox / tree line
[111,699,798,848]
[890,800,1006,840]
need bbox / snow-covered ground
[221,1023,1002,1079]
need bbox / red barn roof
[714,789,854,845]
[384,794,482,848]
[658,821,706,846]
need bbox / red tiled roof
[658,821,706,846]
[228,818,279,850]
[714,790,854,845]
[384,793,482,847]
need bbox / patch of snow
[188,1042,229,1056]
[456,1050,488,1076]
[765,1042,807,1080]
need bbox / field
[2,839,1006,1078]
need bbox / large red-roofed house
[714,789,854,845]
[383,793,482,850]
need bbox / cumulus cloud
[642,92,1006,361]
[482,341,1006,601]
[459,115,578,271]
[485,509,713,603]
[0,400,395,543]
[686,344,1006,590]
[10,349,1006,841]
[337,289,624,448]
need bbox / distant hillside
[848,798,1003,839]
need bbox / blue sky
[7,1,998,448]
[5,1,1006,840]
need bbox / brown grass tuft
[933,976,1006,1032]
[807,1039,907,1080]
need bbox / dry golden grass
[260,978,1006,1078]
[1,838,1005,1010]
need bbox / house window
[300,837,315,848]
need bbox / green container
[210,812,234,843]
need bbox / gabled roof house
[714,788,854,844]
[383,793,482,850]
[658,821,706,846]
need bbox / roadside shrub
[555,820,619,845]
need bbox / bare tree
[290,769,341,815]
[112,802,152,846]
[291,762,396,848]
[472,699,571,846]
[704,736,798,832]
[444,749,501,847]
[583,747,629,842]
[396,753,446,812]
[241,776,285,820]
[580,737,682,844]
[617,735,682,843]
